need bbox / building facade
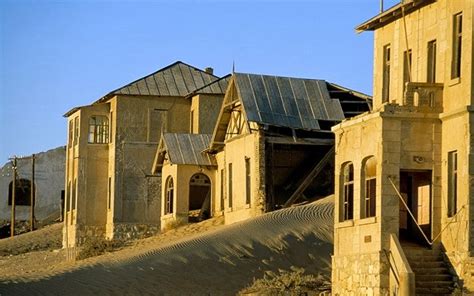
[332,0,474,294]
[62,61,220,248]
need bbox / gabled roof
[153,133,215,171]
[186,74,231,98]
[233,73,345,130]
[94,61,219,104]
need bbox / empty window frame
[448,151,458,217]
[190,110,194,134]
[228,163,233,208]
[108,177,112,210]
[165,176,174,214]
[341,163,354,221]
[88,116,109,144]
[8,179,32,206]
[66,181,71,211]
[363,157,376,218]
[220,169,224,211]
[451,12,462,79]
[382,44,391,102]
[427,40,437,83]
[71,179,77,210]
[73,117,79,145]
[68,121,73,148]
[245,157,251,205]
[403,49,412,92]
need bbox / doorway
[399,171,432,245]
[189,173,211,222]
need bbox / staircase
[402,243,455,295]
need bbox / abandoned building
[62,61,224,247]
[0,146,66,224]
[153,72,370,230]
[332,0,474,294]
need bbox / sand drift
[0,196,334,295]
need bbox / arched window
[88,115,109,144]
[341,163,354,221]
[363,157,377,218]
[165,176,174,214]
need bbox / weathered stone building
[62,61,221,247]
[332,0,474,294]
[0,146,65,224]
[154,72,370,229]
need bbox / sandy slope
[0,196,334,296]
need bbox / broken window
[451,12,462,79]
[220,169,224,211]
[427,40,437,83]
[8,179,32,206]
[165,176,174,214]
[403,49,412,92]
[73,117,79,145]
[245,157,251,205]
[228,163,233,208]
[341,163,354,221]
[363,157,376,218]
[68,121,73,148]
[88,115,109,144]
[382,44,391,102]
[448,151,457,217]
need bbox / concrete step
[415,286,454,295]
[410,261,445,268]
[416,274,453,282]
[410,267,449,275]
[416,280,454,288]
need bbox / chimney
[205,67,214,75]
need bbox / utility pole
[30,154,35,231]
[10,157,17,237]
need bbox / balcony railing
[403,82,444,111]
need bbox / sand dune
[0,196,334,296]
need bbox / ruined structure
[332,0,474,294]
[154,72,370,229]
[63,61,221,247]
[0,146,66,223]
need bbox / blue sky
[0,0,398,164]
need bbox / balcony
[403,82,444,112]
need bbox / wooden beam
[283,146,335,208]
[266,136,334,146]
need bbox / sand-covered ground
[0,196,333,295]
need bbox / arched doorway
[189,173,211,222]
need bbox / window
[73,117,79,145]
[363,157,376,218]
[109,112,113,143]
[382,44,391,102]
[165,176,174,214]
[228,163,233,208]
[341,163,354,221]
[68,121,73,148]
[107,178,112,209]
[8,179,32,206]
[66,181,71,211]
[190,110,194,134]
[448,151,458,217]
[88,116,109,144]
[427,40,437,83]
[245,157,251,205]
[451,12,462,79]
[71,179,77,210]
[403,49,412,92]
[220,169,224,211]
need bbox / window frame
[228,163,233,208]
[382,44,391,103]
[245,157,251,205]
[451,12,462,79]
[448,151,458,217]
[362,157,376,219]
[165,176,174,215]
[88,115,109,144]
[427,40,437,83]
[341,162,354,222]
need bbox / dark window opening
[448,151,458,217]
[451,12,462,79]
[427,40,437,83]
[382,44,391,102]
[165,176,174,214]
[245,157,251,205]
[403,49,412,92]
[228,163,233,208]
[220,169,224,211]
[341,163,354,221]
[8,179,32,206]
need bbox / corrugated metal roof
[94,61,219,104]
[162,133,215,166]
[187,74,231,97]
[234,73,345,131]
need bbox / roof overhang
[355,0,436,33]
